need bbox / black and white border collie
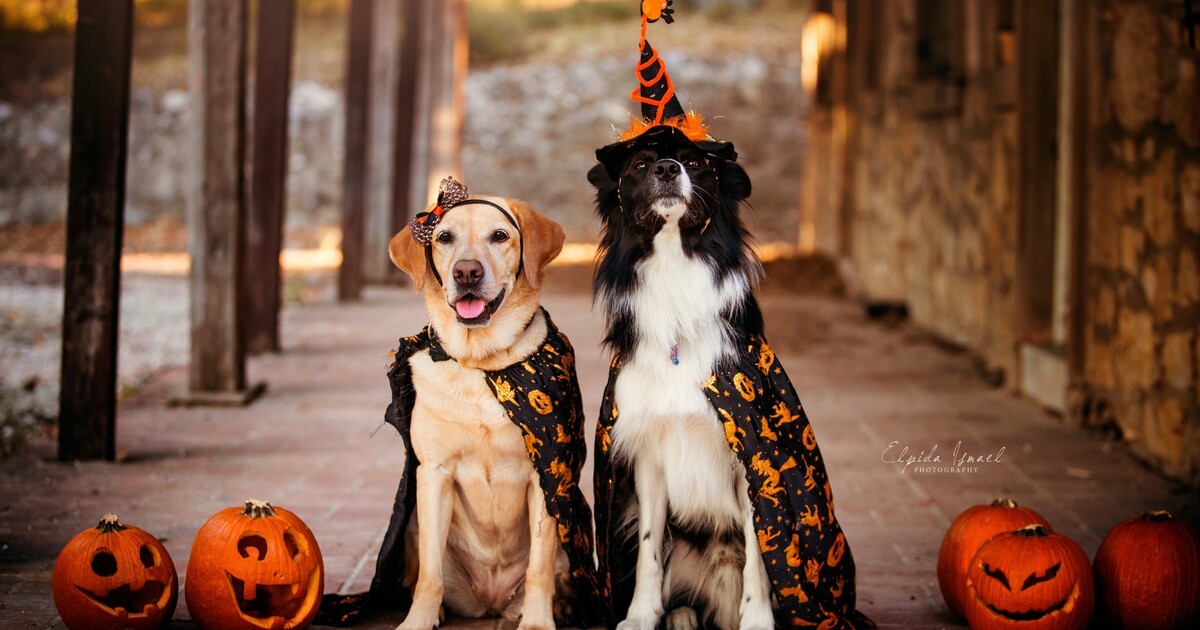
[588,130,774,630]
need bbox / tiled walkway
[1,279,1195,629]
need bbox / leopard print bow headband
[409,176,470,245]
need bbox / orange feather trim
[617,111,713,143]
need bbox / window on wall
[915,0,959,80]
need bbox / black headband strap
[424,198,524,287]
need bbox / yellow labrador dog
[385,192,575,630]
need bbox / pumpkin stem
[96,514,126,534]
[243,499,277,518]
[990,498,1019,508]
[1141,510,1174,522]
[1014,524,1049,537]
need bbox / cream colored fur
[387,198,566,630]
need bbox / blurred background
[4,0,1200,489]
[0,0,812,454]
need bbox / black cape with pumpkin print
[593,333,875,629]
[316,310,603,627]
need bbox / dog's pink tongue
[455,298,486,319]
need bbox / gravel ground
[0,269,188,454]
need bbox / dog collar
[410,176,524,287]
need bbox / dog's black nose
[453,260,484,286]
[653,159,681,181]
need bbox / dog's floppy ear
[509,199,564,290]
[588,160,618,191]
[717,157,752,202]
[388,226,429,292]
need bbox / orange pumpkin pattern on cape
[593,334,874,629]
[352,310,602,626]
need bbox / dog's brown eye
[634,161,648,170]
[436,231,453,244]
[685,159,701,168]
[491,230,509,243]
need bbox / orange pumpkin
[964,524,1094,630]
[938,498,1050,617]
[185,500,323,630]
[52,514,178,630]
[1093,510,1200,630]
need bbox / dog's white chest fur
[611,224,748,529]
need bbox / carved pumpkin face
[802,424,817,451]
[528,389,554,415]
[938,498,1050,618]
[827,533,846,566]
[52,514,178,630]
[185,500,324,630]
[733,372,756,401]
[965,524,1094,630]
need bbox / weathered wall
[809,0,1200,484]
[1078,1,1200,482]
[817,0,1021,380]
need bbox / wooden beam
[185,0,258,400]
[338,0,373,301]
[1014,0,1060,344]
[426,0,468,192]
[391,0,433,238]
[244,0,296,354]
[58,0,135,462]
[363,0,402,282]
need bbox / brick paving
[1,276,1196,629]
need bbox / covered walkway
[2,266,1194,628]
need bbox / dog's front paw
[665,607,700,630]
[737,601,774,630]
[396,603,444,630]
[516,614,556,630]
[616,613,661,630]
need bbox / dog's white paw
[616,613,661,630]
[516,617,555,630]
[738,600,774,630]
[665,606,700,630]
[516,604,556,630]
[396,603,444,630]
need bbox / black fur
[589,135,764,359]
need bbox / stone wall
[1079,1,1200,482]
[807,0,1200,484]
[806,0,1021,380]
[0,52,804,245]
[0,81,344,231]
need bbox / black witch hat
[595,0,737,178]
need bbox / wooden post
[58,0,135,461]
[1014,0,1060,344]
[391,0,434,235]
[362,0,402,282]
[183,0,262,404]
[426,0,468,195]
[338,0,373,301]
[244,0,296,354]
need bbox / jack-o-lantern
[185,500,323,630]
[1093,510,1200,630]
[528,389,554,415]
[964,524,1094,630]
[802,424,817,451]
[938,498,1050,618]
[52,514,178,630]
